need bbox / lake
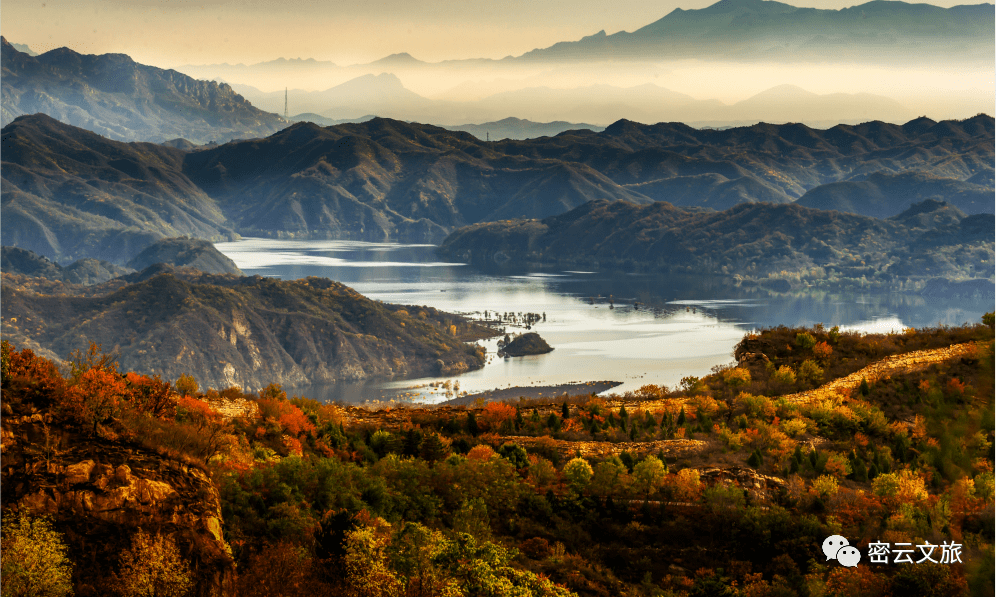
[214,238,991,404]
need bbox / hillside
[3,317,990,596]
[0,268,493,391]
[437,199,994,288]
[181,119,650,243]
[126,238,243,275]
[1,114,238,264]
[795,170,995,218]
[0,246,129,285]
[0,37,286,144]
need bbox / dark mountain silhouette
[181,118,651,243]
[3,113,992,260]
[442,117,604,141]
[516,0,994,65]
[437,199,993,286]
[795,171,994,218]
[1,37,287,144]
[1,114,237,264]
[1,268,491,390]
[125,237,242,275]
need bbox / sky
[1,0,987,67]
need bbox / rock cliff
[1,401,235,596]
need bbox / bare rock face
[1,411,235,597]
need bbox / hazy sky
[2,0,985,67]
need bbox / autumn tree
[632,455,668,501]
[115,529,193,597]
[0,511,73,597]
[563,458,593,493]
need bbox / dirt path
[781,342,982,405]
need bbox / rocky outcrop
[499,332,554,357]
[0,408,235,597]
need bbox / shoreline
[441,380,623,406]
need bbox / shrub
[797,360,824,386]
[0,511,73,597]
[810,475,839,499]
[672,469,702,502]
[115,529,194,597]
[563,458,593,492]
[796,332,817,350]
[770,365,796,385]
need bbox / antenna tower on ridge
[284,87,288,120]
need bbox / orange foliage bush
[467,445,496,461]
[480,402,516,431]
[257,398,316,438]
[813,341,833,361]
[124,372,177,419]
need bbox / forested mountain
[437,199,994,287]
[2,113,992,264]
[1,114,237,264]
[0,268,491,390]
[0,37,286,144]
[795,170,994,218]
[181,119,650,242]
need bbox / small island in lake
[499,332,554,357]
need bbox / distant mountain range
[233,74,916,128]
[518,0,994,65]
[437,198,994,286]
[2,113,991,266]
[0,37,287,144]
[441,118,604,141]
[178,0,993,75]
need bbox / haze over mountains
[3,112,991,267]
[235,76,916,129]
[174,0,994,125]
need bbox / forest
[1,316,993,597]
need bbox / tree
[1,511,73,597]
[419,433,449,462]
[466,412,480,436]
[561,402,570,419]
[498,443,528,469]
[632,456,667,500]
[115,529,193,597]
[563,458,593,493]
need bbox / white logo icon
[822,535,850,561]
[837,545,862,567]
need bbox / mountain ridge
[1,37,287,144]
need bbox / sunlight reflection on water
[215,238,990,403]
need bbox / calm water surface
[215,239,990,404]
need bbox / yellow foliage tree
[1,511,74,597]
[116,529,193,597]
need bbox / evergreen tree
[619,405,629,421]
[859,377,870,396]
[677,407,686,426]
[852,456,868,482]
[466,412,479,436]
[562,402,570,419]
[747,450,762,468]
[419,433,448,462]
